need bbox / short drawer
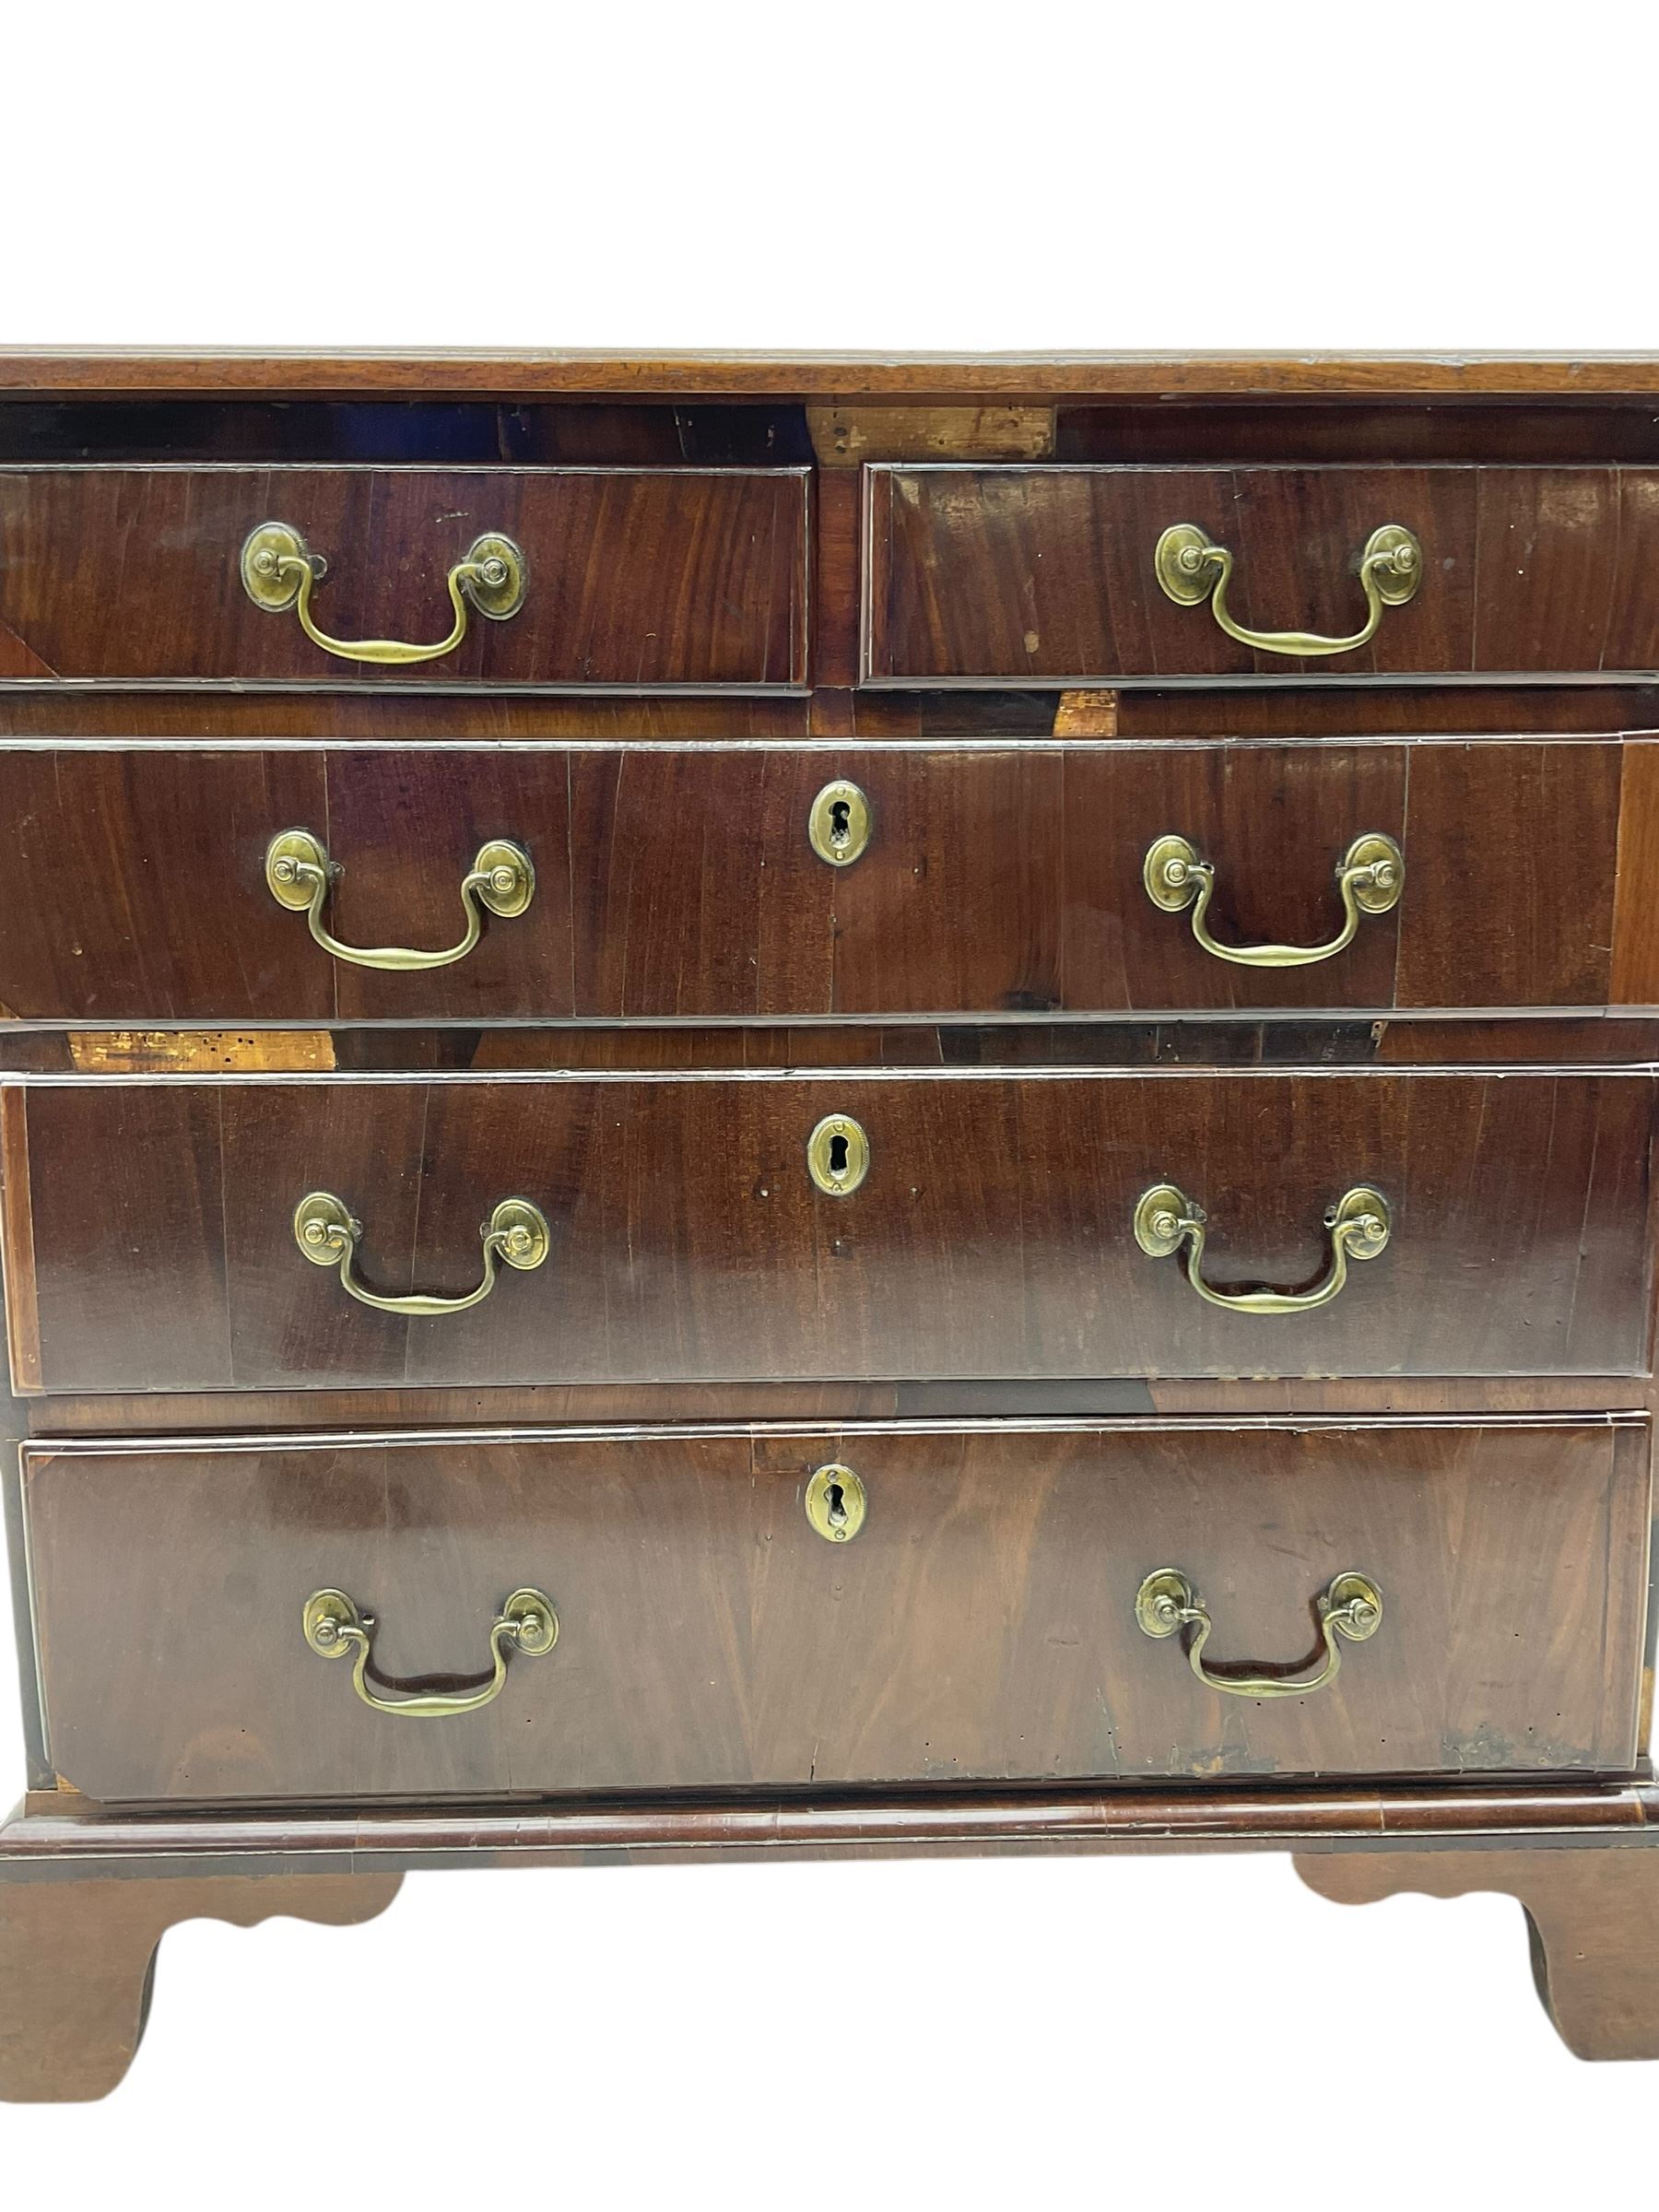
[0,738,1649,1021]
[0,466,809,688]
[864,464,1659,681]
[4,1070,1651,1392]
[20,1418,1651,1803]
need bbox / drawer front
[865,465,1659,681]
[0,740,1642,1021]
[0,466,809,687]
[6,1072,1650,1392]
[22,1418,1650,1803]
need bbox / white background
[3,0,1658,2195]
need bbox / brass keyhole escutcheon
[806,1462,867,1543]
[808,780,872,867]
[806,1112,870,1196]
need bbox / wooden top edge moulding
[6,350,1659,400]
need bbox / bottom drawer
[21,1417,1652,1804]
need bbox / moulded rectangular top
[5,350,1659,400]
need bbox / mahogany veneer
[0,737,1650,1021]
[3,1071,1653,1392]
[21,1419,1648,1804]
[3,352,1659,2097]
[865,464,1659,683]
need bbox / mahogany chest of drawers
[2,350,1658,2096]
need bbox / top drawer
[863,465,1659,683]
[0,466,810,688]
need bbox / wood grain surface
[21,1418,1648,1803]
[865,465,1659,680]
[1296,1845,1659,2060]
[4,1069,1652,1391]
[5,352,1659,399]
[0,1869,401,2100]
[0,739,1641,1020]
[0,466,809,686]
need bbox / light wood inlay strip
[0,1087,42,1394]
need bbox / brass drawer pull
[241,521,527,665]
[1135,1568,1382,1699]
[265,829,535,972]
[1134,1182,1390,1314]
[1144,830,1402,968]
[302,1586,557,1718]
[293,1191,550,1316]
[1154,521,1421,657]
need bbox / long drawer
[0,739,1650,1020]
[864,464,1659,681]
[20,1418,1650,1803]
[0,466,810,687]
[4,1071,1650,1391]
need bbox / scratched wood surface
[22,1418,1648,1802]
[4,1070,1651,1391]
[865,465,1659,680]
[0,466,809,686]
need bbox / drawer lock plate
[806,1462,867,1543]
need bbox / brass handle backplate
[1154,522,1421,658]
[266,829,535,971]
[1135,1567,1382,1699]
[293,1190,550,1316]
[1134,1182,1390,1314]
[241,521,527,665]
[808,780,872,867]
[302,1585,557,1717]
[1144,830,1402,968]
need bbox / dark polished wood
[1296,1845,1659,2060]
[9,1779,1657,1870]
[0,1869,401,2100]
[0,466,809,687]
[0,737,1646,1021]
[6,351,1659,2085]
[6,1070,1651,1392]
[22,1418,1646,1803]
[4,1018,1659,1079]
[865,465,1659,682]
[17,1372,1655,1438]
[0,682,1653,742]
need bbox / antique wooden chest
[2,350,1657,2095]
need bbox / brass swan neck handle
[241,521,527,665]
[265,829,535,972]
[1154,521,1421,658]
[293,1191,550,1317]
[1134,1182,1391,1314]
[1135,1569,1382,1699]
[1144,831,1403,968]
[302,1587,557,1718]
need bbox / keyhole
[828,1130,850,1178]
[825,1479,848,1531]
[829,797,851,850]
